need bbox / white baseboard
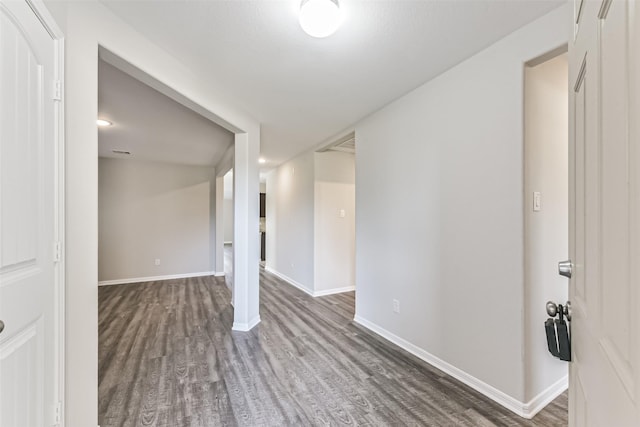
[353,315,566,419]
[264,266,314,296]
[523,375,568,419]
[264,267,355,297]
[98,271,219,286]
[313,286,355,297]
[214,271,225,277]
[232,315,261,332]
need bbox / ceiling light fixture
[299,0,342,38]
[97,119,112,127]
[259,158,266,164]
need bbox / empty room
[1,0,638,426]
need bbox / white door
[569,0,639,425]
[0,0,58,426]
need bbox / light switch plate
[533,192,541,212]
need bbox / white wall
[265,171,277,271]
[266,150,356,296]
[44,1,261,424]
[524,53,569,401]
[265,151,315,292]
[314,152,355,293]
[98,158,216,282]
[223,166,234,243]
[353,5,569,410]
[223,198,234,243]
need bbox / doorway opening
[523,49,569,415]
[96,49,246,425]
[314,132,356,297]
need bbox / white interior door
[569,0,639,425]
[0,1,58,425]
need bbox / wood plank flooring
[98,269,567,426]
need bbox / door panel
[574,376,587,427]
[569,0,639,425]
[572,56,587,312]
[0,1,57,425]
[0,320,44,426]
[0,7,40,272]
[600,0,631,373]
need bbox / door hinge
[53,241,61,263]
[53,80,62,101]
[53,401,62,426]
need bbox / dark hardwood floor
[98,268,567,426]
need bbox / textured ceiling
[98,59,234,166]
[99,0,564,168]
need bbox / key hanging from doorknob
[544,301,572,362]
[546,301,571,321]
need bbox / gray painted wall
[266,150,356,295]
[265,151,315,292]
[99,158,216,281]
[354,6,569,403]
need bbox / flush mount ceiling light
[97,119,112,127]
[259,158,266,164]
[299,0,342,38]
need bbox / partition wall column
[232,132,261,330]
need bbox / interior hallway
[98,265,567,426]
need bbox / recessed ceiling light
[299,0,342,38]
[259,158,266,164]
[97,119,112,127]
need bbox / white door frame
[22,0,66,423]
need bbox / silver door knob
[0,320,4,334]
[546,301,558,317]
[558,260,573,279]
[546,301,571,321]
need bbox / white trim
[23,1,67,424]
[264,267,355,298]
[224,241,233,245]
[313,286,355,297]
[25,0,64,39]
[264,266,314,296]
[353,315,564,419]
[232,315,261,332]
[98,271,219,286]
[523,375,568,418]
[53,37,66,427]
[214,271,225,277]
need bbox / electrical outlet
[339,209,346,218]
[393,299,400,313]
[154,259,161,266]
